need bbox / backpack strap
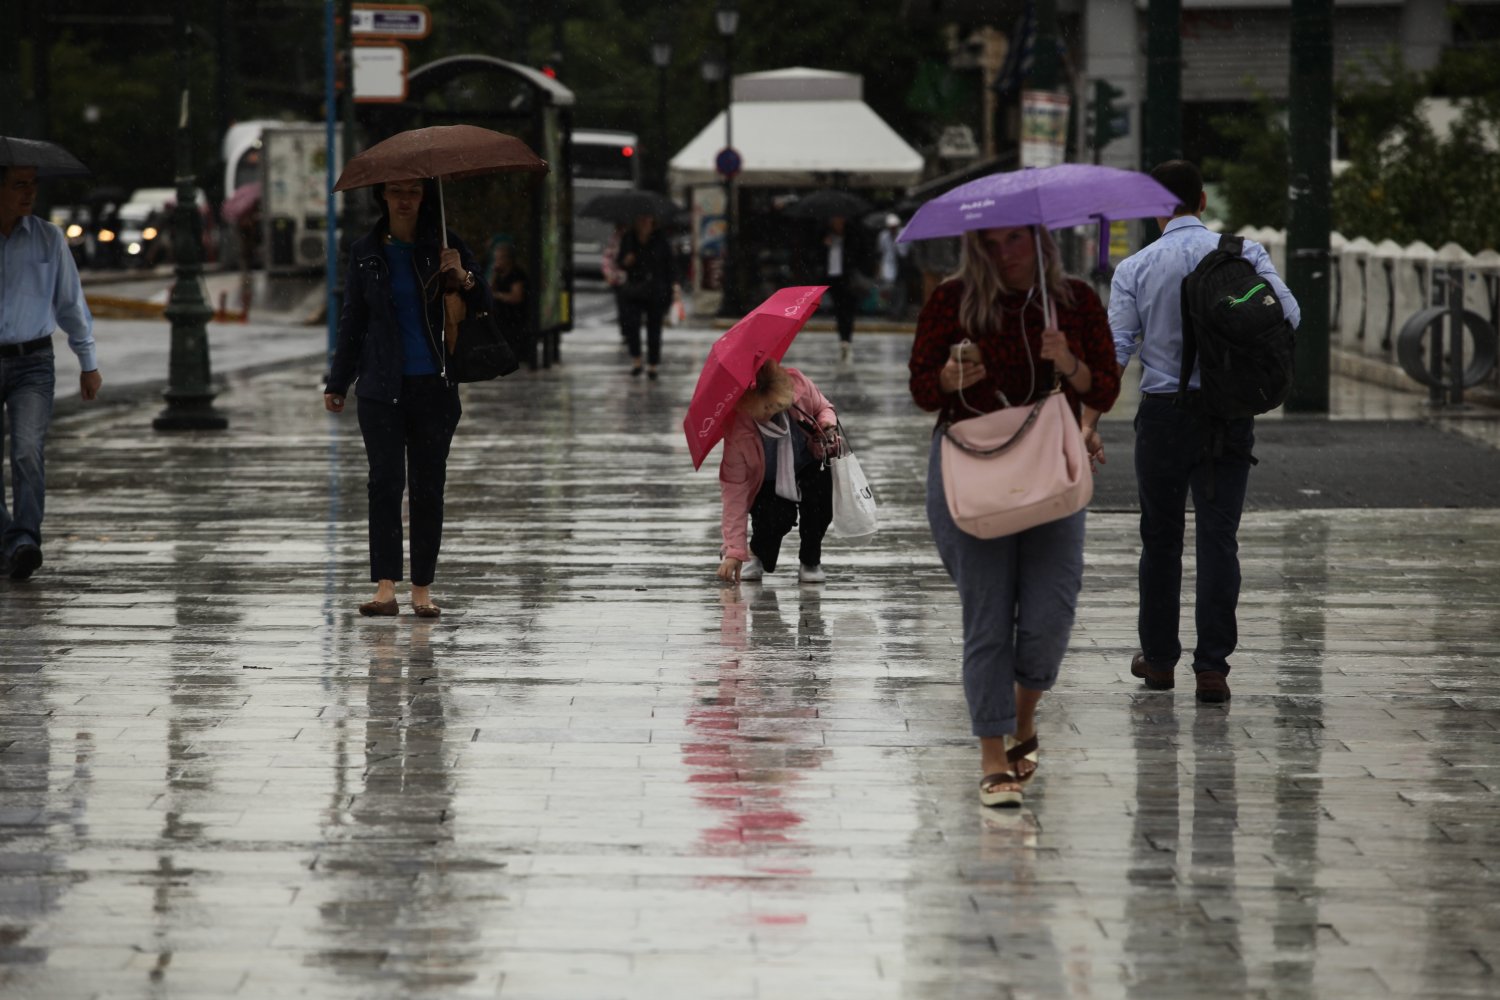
[1218,233,1245,255]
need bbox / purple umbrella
[897,164,1182,321]
[897,164,1181,243]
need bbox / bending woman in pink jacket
[716,360,839,585]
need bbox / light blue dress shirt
[1108,215,1299,396]
[0,214,96,371]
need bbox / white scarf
[756,412,801,502]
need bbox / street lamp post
[714,0,742,318]
[154,2,227,432]
[650,33,672,194]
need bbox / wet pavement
[3,291,1500,999]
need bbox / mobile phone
[950,341,981,364]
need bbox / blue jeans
[0,347,55,557]
[927,434,1086,737]
[1133,395,1253,675]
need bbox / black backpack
[1177,234,1295,419]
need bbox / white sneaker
[798,563,826,583]
[739,556,764,581]
[839,342,853,363]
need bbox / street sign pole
[1285,0,1333,412]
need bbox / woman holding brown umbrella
[323,124,546,619]
[323,177,490,619]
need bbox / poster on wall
[692,184,727,294]
[1020,90,1070,169]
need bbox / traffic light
[1089,80,1128,151]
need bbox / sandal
[977,733,1039,808]
[979,771,1024,808]
[1007,733,1039,785]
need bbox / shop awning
[668,68,924,189]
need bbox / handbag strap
[942,384,1061,458]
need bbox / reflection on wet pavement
[3,297,1499,998]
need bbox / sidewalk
[3,293,1499,999]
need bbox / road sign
[353,42,408,103]
[715,147,742,180]
[351,4,431,40]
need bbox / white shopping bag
[829,451,878,539]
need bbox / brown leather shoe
[359,598,399,617]
[412,603,441,619]
[1195,670,1231,703]
[1130,652,1174,690]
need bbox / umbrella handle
[437,178,448,248]
[1034,228,1051,324]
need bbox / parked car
[118,187,215,268]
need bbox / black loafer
[8,545,41,581]
[1130,652,1174,691]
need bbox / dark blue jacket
[327,225,492,402]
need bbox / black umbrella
[0,136,90,179]
[787,189,871,222]
[581,190,681,225]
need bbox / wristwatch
[461,270,475,291]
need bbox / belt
[1143,389,1199,399]
[0,336,52,359]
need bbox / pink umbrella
[684,285,829,470]
[221,181,261,224]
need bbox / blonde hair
[951,227,1075,336]
[739,359,795,413]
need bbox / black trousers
[749,462,833,572]
[620,296,665,366]
[356,376,462,587]
[1133,395,1254,675]
[827,277,856,343]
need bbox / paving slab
[2,291,1499,1000]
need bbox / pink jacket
[718,367,837,561]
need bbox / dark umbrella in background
[581,189,682,225]
[0,136,91,178]
[786,189,871,221]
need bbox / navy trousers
[1133,395,1254,675]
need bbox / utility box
[261,125,342,273]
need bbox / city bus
[571,129,640,277]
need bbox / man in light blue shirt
[1,164,104,581]
[1097,160,1299,703]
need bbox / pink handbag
[940,389,1093,538]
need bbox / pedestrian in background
[1093,159,1300,704]
[716,359,839,586]
[487,234,528,357]
[0,165,103,582]
[876,213,910,319]
[909,223,1120,807]
[323,178,491,619]
[617,213,677,380]
[823,215,860,362]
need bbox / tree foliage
[1211,44,1500,251]
[30,0,951,201]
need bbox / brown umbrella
[333,123,548,241]
[333,124,547,191]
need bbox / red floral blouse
[908,277,1121,428]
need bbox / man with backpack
[1090,160,1299,703]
